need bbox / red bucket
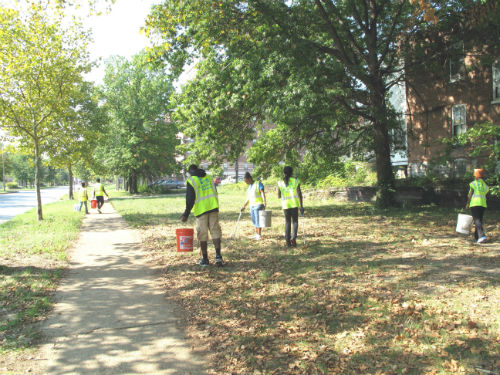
[91,199,97,209]
[176,228,194,252]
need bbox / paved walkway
[38,202,205,375]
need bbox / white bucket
[456,213,473,234]
[258,210,272,228]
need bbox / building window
[449,41,465,82]
[493,60,500,102]
[453,158,467,178]
[452,104,466,136]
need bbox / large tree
[145,0,496,206]
[0,4,91,219]
[99,53,178,194]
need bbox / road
[0,186,69,224]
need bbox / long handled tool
[231,211,242,239]
[301,212,306,245]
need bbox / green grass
[112,186,500,375]
[0,199,83,352]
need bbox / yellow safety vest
[469,179,488,208]
[187,175,219,216]
[95,183,104,197]
[278,178,300,209]
[248,182,264,207]
[79,187,88,202]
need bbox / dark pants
[284,207,299,244]
[470,206,486,240]
[96,195,104,209]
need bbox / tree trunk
[371,89,396,207]
[128,171,138,194]
[68,164,74,200]
[234,159,239,184]
[34,137,43,220]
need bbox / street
[0,186,69,224]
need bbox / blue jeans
[250,205,264,228]
[79,201,88,214]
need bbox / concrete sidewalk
[38,202,205,375]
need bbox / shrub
[316,162,376,188]
[6,182,19,189]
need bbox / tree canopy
[145,0,498,206]
[0,3,92,219]
[98,53,178,193]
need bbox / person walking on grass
[240,172,267,240]
[93,178,109,214]
[277,166,304,248]
[466,168,489,244]
[79,182,89,214]
[180,164,223,267]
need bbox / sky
[84,0,159,83]
[0,0,196,86]
[84,0,196,86]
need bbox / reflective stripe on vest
[278,178,299,209]
[469,179,488,208]
[248,183,263,207]
[79,188,88,202]
[95,183,104,197]
[187,175,219,216]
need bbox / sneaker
[254,234,261,240]
[215,255,223,267]
[98,209,102,213]
[199,258,210,267]
[477,236,487,244]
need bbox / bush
[6,182,19,189]
[316,162,377,188]
[318,175,348,188]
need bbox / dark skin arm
[465,189,473,209]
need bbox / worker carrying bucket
[180,164,223,267]
[240,172,267,240]
[465,168,489,244]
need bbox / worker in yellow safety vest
[93,178,110,214]
[466,168,489,243]
[240,172,267,240]
[277,166,304,248]
[78,182,89,214]
[180,164,223,267]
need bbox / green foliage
[98,53,178,193]
[46,82,109,178]
[314,161,377,188]
[6,182,18,189]
[0,3,92,219]
[145,0,437,206]
[441,122,500,196]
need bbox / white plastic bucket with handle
[258,210,272,228]
[456,213,473,234]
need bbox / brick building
[402,1,499,177]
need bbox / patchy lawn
[112,189,500,375]
[0,200,82,354]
